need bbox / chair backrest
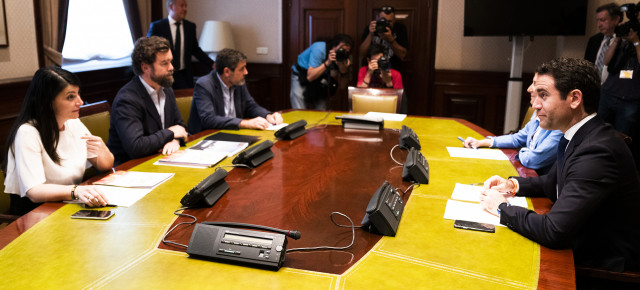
[348,87,404,114]
[0,171,8,214]
[79,101,111,143]
[176,95,193,124]
[520,107,536,129]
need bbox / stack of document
[443,183,528,226]
[155,132,260,168]
[90,171,174,207]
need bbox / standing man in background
[148,0,215,89]
[584,3,621,83]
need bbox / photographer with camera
[600,2,640,170]
[357,44,403,89]
[359,5,408,70]
[290,34,353,110]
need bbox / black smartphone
[70,210,114,220]
[453,220,495,233]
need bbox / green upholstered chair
[1,170,20,227]
[176,95,192,125]
[79,101,111,143]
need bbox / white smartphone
[70,210,114,220]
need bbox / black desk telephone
[361,181,405,236]
[399,125,421,150]
[402,147,429,184]
[275,120,307,140]
[181,168,230,208]
[187,223,288,270]
[232,140,274,168]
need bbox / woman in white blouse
[3,67,114,215]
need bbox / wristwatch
[634,42,640,47]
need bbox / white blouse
[4,119,96,197]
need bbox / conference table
[0,110,574,289]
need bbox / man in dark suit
[480,58,640,275]
[584,3,621,82]
[107,36,188,166]
[188,48,282,133]
[147,0,214,89]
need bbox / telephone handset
[361,181,405,236]
[399,125,421,150]
[181,168,230,208]
[402,147,429,184]
[232,140,274,168]
[275,120,307,140]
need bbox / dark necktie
[173,22,181,70]
[557,136,569,173]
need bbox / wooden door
[285,0,437,114]
[286,0,358,110]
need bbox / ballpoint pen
[457,136,477,149]
[457,136,465,143]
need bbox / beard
[230,77,245,87]
[151,68,174,88]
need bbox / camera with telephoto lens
[375,18,391,35]
[335,47,350,62]
[376,55,391,72]
[615,3,640,37]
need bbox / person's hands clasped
[266,112,283,125]
[482,175,514,193]
[75,185,108,207]
[240,117,272,130]
[480,188,509,217]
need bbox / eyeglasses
[380,6,395,14]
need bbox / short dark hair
[327,33,354,50]
[596,3,622,22]
[215,48,247,74]
[3,67,81,170]
[131,36,171,76]
[367,43,386,58]
[535,57,601,114]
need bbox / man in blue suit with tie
[480,58,640,285]
[462,73,563,175]
[147,0,214,89]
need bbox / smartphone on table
[70,210,114,220]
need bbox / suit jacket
[188,71,271,133]
[147,18,214,82]
[107,77,187,166]
[584,33,605,64]
[502,116,640,271]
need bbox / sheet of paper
[155,150,227,168]
[94,185,153,207]
[364,112,407,121]
[443,199,504,226]
[451,183,528,207]
[446,147,509,160]
[266,123,288,131]
[93,171,174,188]
[188,140,248,157]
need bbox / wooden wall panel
[433,70,533,135]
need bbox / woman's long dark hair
[2,67,81,172]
